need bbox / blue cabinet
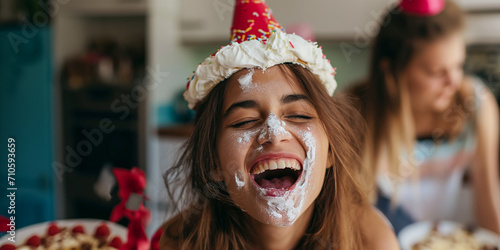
[0,26,55,229]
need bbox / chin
[255,212,298,227]
[246,199,306,228]
[434,99,453,112]
[252,191,307,226]
[235,182,316,228]
[430,92,455,112]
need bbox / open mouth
[250,159,302,190]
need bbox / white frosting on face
[184,30,338,109]
[236,112,290,145]
[263,128,317,226]
[235,172,245,190]
[238,68,255,91]
[258,112,291,142]
[237,130,259,144]
[233,111,318,226]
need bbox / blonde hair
[349,0,472,200]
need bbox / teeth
[269,161,278,170]
[277,159,285,169]
[251,159,301,174]
[260,163,267,173]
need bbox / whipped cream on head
[184,30,338,109]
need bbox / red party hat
[230,0,283,43]
[400,0,445,16]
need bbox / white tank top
[377,78,486,224]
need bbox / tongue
[258,176,295,189]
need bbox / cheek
[310,130,329,166]
[297,126,329,184]
[450,69,464,90]
[301,127,329,209]
[313,131,329,184]
[407,75,441,100]
[217,131,255,180]
[405,67,436,95]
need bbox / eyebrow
[223,100,258,117]
[281,94,311,104]
[223,94,311,117]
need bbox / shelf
[157,124,194,138]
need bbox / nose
[256,114,293,145]
[445,68,463,90]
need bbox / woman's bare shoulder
[359,206,400,250]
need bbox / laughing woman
[159,1,398,250]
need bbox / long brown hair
[161,63,368,249]
[349,1,470,197]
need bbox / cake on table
[1,222,123,250]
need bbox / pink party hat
[400,0,445,16]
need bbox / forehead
[223,66,304,105]
[414,34,465,65]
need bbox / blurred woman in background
[350,0,500,234]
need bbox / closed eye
[286,115,312,120]
[231,119,259,128]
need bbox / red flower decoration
[110,167,151,250]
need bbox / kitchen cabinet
[0,26,55,227]
[54,2,148,221]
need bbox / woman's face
[216,66,330,227]
[401,32,465,113]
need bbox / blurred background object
[1,0,148,231]
[1,0,499,238]
[0,19,55,229]
[0,0,18,22]
[286,23,316,42]
[464,45,500,102]
[53,0,147,224]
